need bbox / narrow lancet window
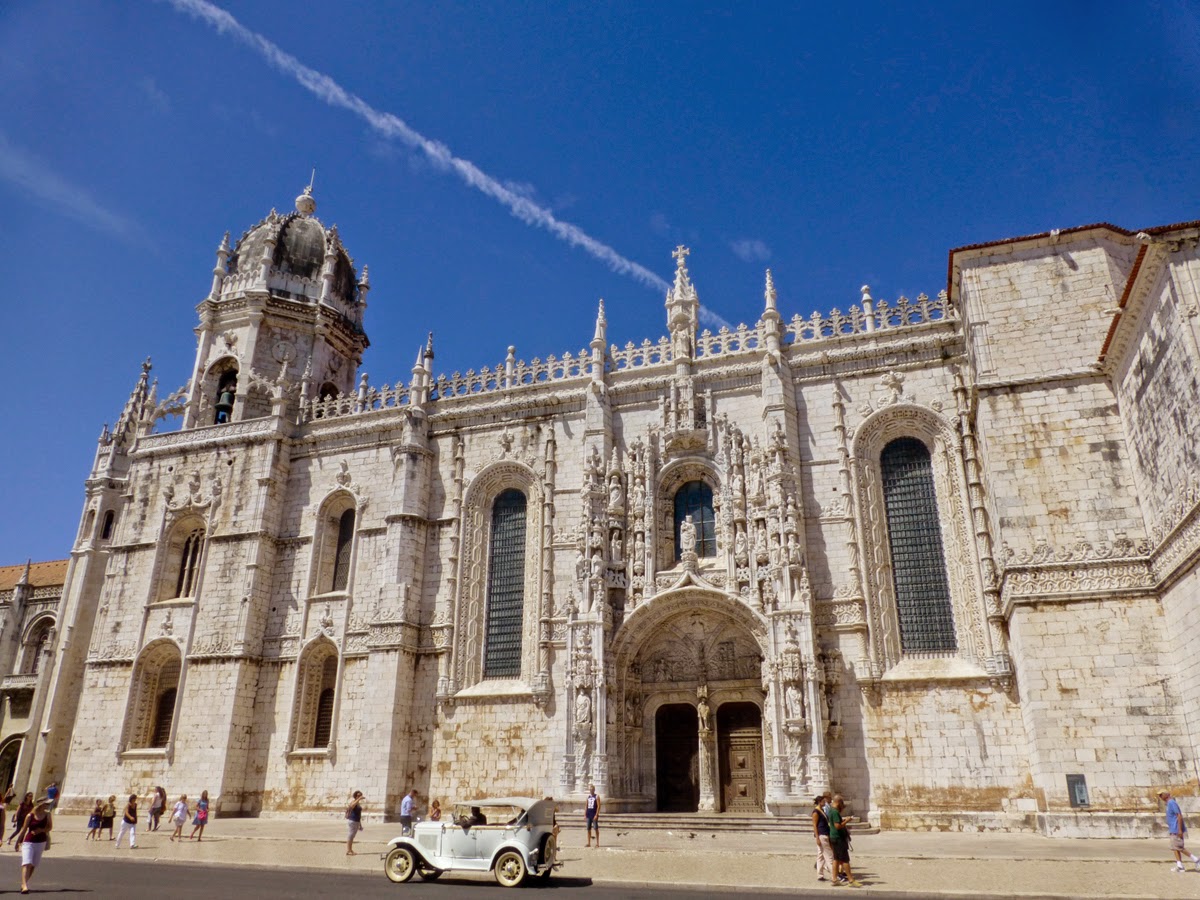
[483,489,527,678]
[330,509,355,592]
[880,437,956,654]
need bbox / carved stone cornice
[1000,555,1155,609]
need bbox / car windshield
[450,803,525,826]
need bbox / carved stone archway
[610,587,768,810]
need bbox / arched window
[100,510,115,541]
[880,437,956,654]
[673,481,716,559]
[21,621,53,676]
[173,529,204,599]
[330,509,355,592]
[483,489,527,678]
[214,370,238,424]
[294,644,338,749]
[127,643,182,750]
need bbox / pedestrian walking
[584,784,600,848]
[86,800,103,840]
[148,786,165,831]
[1158,789,1200,872]
[813,794,834,882]
[100,795,116,840]
[400,788,418,835]
[7,793,32,846]
[828,794,861,887]
[169,795,189,842]
[14,797,52,895]
[345,790,364,855]
[114,793,137,849]
[189,790,209,841]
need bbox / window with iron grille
[880,438,956,654]
[484,489,527,678]
[330,509,355,592]
[673,481,716,559]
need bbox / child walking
[86,800,102,840]
[169,795,188,842]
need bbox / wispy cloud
[730,238,771,263]
[139,76,171,113]
[0,132,145,243]
[164,0,673,297]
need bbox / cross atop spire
[672,245,690,268]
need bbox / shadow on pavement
[429,876,594,890]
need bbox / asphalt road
[0,856,1071,899]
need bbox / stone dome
[228,190,358,301]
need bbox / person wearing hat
[1157,789,1200,873]
[14,796,52,894]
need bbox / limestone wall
[1007,596,1192,813]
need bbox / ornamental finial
[764,269,777,313]
[295,174,316,216]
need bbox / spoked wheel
[417,865,442,881]
[494,849,527,887]
[384,846,416,883]
[538,835,557,881]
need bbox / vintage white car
[383,797,560,888]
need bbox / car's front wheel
[384,846,416,883]
[494,850,527,887]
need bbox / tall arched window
[294,643,338,749]
[127,643,182,750]
[880,437,956,654]
[21,621,53,676]
[100,510,115,541]
[330,509,355,592]
[173,529,204,599]
[673,481,716,559]
[484,489,527,678]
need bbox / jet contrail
[163,0,737,322]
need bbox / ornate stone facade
[10,195,1200,836]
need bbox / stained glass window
[484,489,527,678]
[881,438,956,654]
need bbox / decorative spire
[113,358,153,445]
[763,269,778,318]
[210,232,231,299]
[357,265,370,308]
[423,332,435,375]
[592,298,607,345]
[860,285,875,333]
[17,559,30,587]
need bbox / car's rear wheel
[494,849,527,887]
[384,846,416,883]
[538,834,557,881]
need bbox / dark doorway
[717,702,765,813]
[655,703,699,812]
[0,740,20,794]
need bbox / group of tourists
[812,791,860,887]
[87,787,211,848]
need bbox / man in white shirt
[400,789,419,836]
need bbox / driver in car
[458,806,487,828]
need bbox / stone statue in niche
[785,681,804,721]
[735,530,749,567]
[632,534,645,575]
[754,524,769,565]
[680,515,697,557]
[575,545,588,582]
[631,477,646,513]
[696,685,711,735]
[610,530,623,563]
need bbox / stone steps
[556,812,879,835]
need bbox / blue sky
[1,0,1198,563]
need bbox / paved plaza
[33,814,1200,898]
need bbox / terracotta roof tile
[0,560,69,592]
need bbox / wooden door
[717,702,764,813]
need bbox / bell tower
[182,186,371,428]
